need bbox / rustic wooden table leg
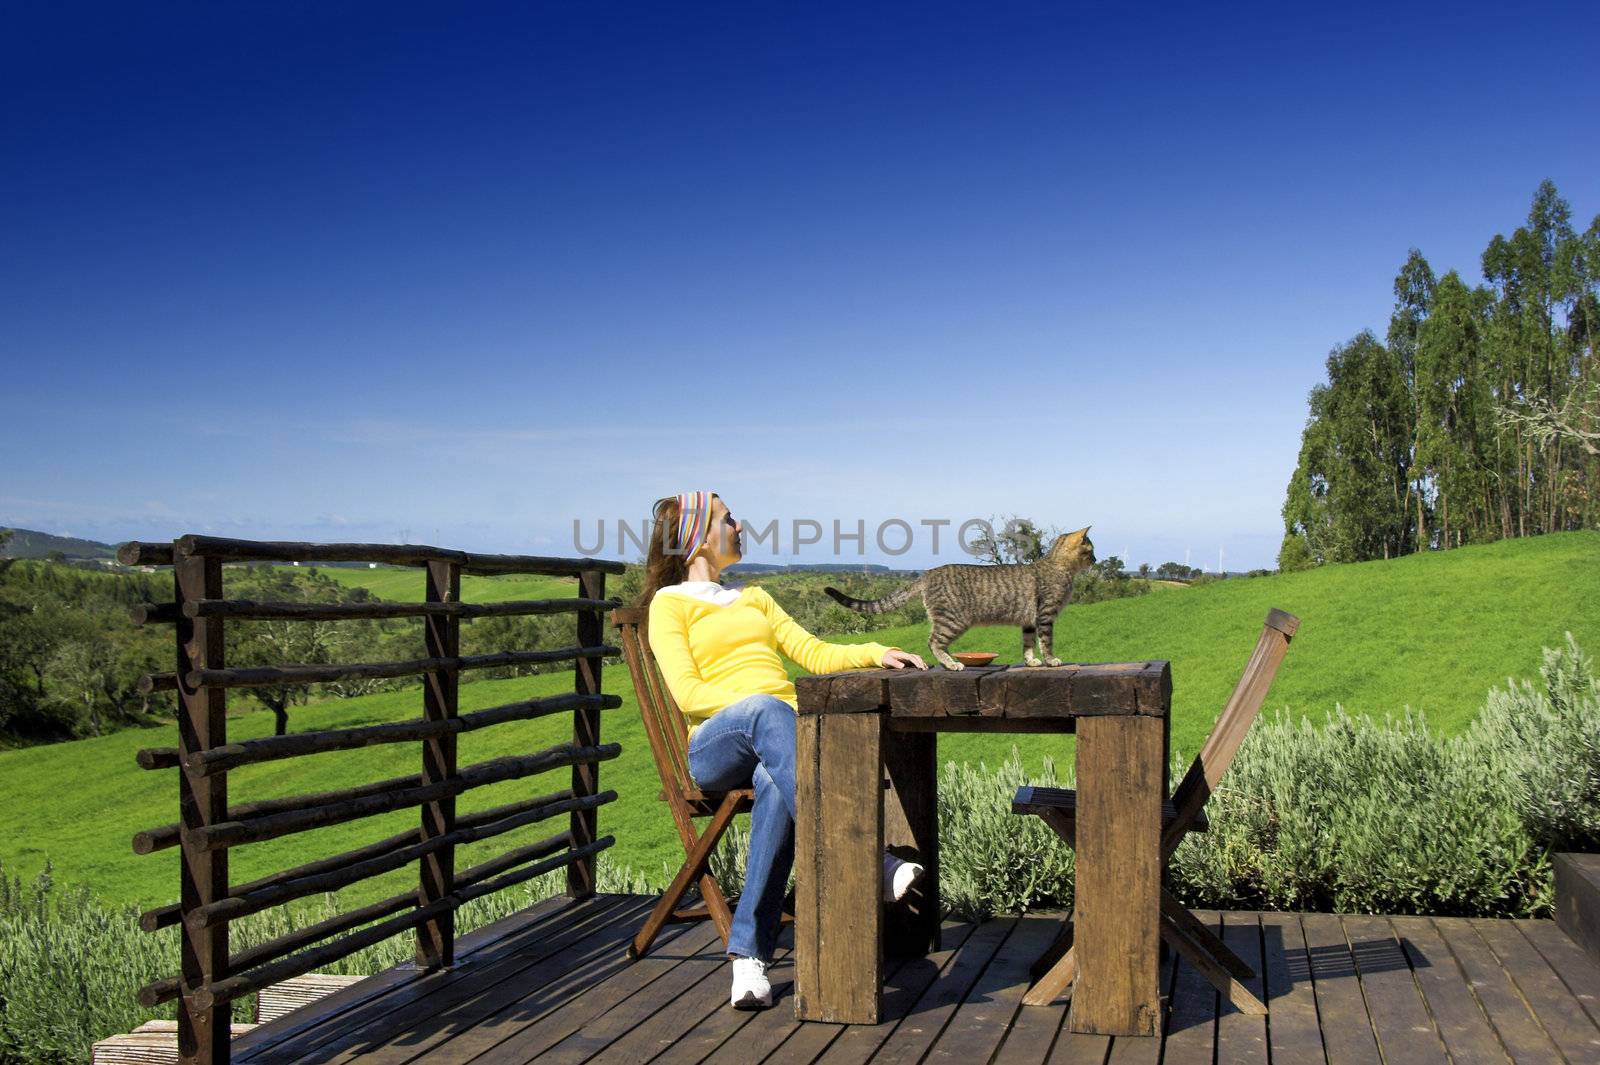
[794,710,884,1023]
[1069,714,1162,1035]
[883,726,939,958]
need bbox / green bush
[1169,707,1545,916]
[937,635,1595,921]
[935,754,1075,919]
[1476,633,1600,852]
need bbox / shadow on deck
[229,892,1600,1064]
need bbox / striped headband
[674,491,715,563]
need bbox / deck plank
[925,914,1065,1065]
[812,914,972,1061]
[1472,917,1600,1065]
[461,917,727,1064]
[1046,1030,1110,1065]
[1214,912,1267,1065]
[347,895,665,1064]
[1388,916,1509,1065]
[1433,916,1563,1064]
[532,917,753,1065]
[1259,911,1326,1065]
[761,1017,846,1064]
[241,893,633,1064]
[266,894,645,1064]
[811,921,978,1065]
[989,920,1072,1065]
[224,901,1600,1065]
[1340,913,1448,1065]
[1519,918,1600,1030]
[405,907,702,1065]
[642,940,800,1065]
[685,933,854,1065]
[230,891,586,1061]
[1300,912,1382,1065]
[691,947,816,1065]
[855,916,1018,1065]
[1159,910,1218,1065]
[726,939,940,1064]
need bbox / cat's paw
[1023,653,1042,667]
[941,659,964,670]
[1044,656,1063,667]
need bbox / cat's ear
[1064,526,1090,543]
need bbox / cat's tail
[823,576,925,614]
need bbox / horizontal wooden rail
[139,785,587,931]
[116,536,626,577]
[136,766,434,854]
[137,672,179,694]
[128,602,183,624]
[187,791,615,928]
[144,835,614,1011]
[133,748,616,855]
[136,747,182,769]
[173,643,618,691]
[186,742,620,851]
[130,595,622,624]
[448,830,575,891]
[452,839,614,907]
[181,691,622,777]
[138,885,417,1005]
[117,541,176,567]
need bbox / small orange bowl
[952,651,998,667]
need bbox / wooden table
[792,660,1171,1035]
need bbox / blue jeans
[686,693,796,963]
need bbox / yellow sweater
[647,583,900,738]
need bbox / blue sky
[4,1,1596,570]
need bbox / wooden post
[175,552,230,1065]
[883,727,939,958]
[417,560,459,968]
[1070,714,1163,1036]
[568,568,604,897]
[794,710,884,1023]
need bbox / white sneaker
[730,955,772,1009]
[883,853,926,903]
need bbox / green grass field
[282,565,581,603]
[4,530,1595,914]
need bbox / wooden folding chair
[611,607,792,960]
[1012,607,1300,1014]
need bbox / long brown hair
[634,492,721,609]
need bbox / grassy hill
[277,564,582,604]
[2,530,1594,914]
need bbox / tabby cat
[823,526,1096,670]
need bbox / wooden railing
[119,535,626,1065]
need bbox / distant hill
[0,526,118,560]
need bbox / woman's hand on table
[881,649,928,669]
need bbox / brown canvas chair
[610,606,793,960]
[1012,607,1301,1013]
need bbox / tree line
[1280,180,1599,568]
[0,536,578,746]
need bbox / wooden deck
[227,892,1600,1064]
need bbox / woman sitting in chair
[640,491,929,1009]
